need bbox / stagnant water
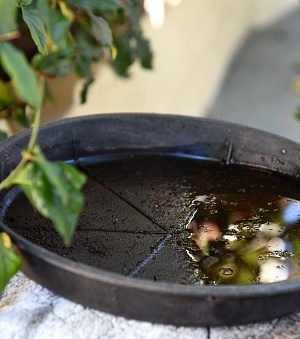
[4,154,300,285]
[80,155,300,285]
[183,193,300,285]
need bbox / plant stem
[0,157,26,190]
[0,77,45,190]
[28,109,42,151]
[28,76,45,150]
[0,31,20,42]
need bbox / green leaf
[112,33,135,77]
[126,2,143,27]
[75,56,94,104]
[130,0,142,4]
[58,1,74,21]
[80,79,94,104]
[66,0,120,12]
[294,106,300,120]
[33,52,72,76]
[90,15,112,47]
[0,233,22,293]
[18,0,32,5]
[12,147,86,245]
[74,27,103,102]
[135,33,152,69]
[22,7,47,54]
[0,0,18,35]
[38,0,73,52]
[0,130,8,141]
[0,42,40,109]
[75,27,102,61]
[13,107,31,128]
[0,80,14,111]
[36,0,75,77]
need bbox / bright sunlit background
[44,0,300,140]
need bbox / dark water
[4,154,300,285]
[80,155,300,285]
[183,193,300,285]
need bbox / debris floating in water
[184,191,300,285]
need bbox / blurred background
[45,0,300,141]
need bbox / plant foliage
[0,233,22,292]
[0,0,152,291]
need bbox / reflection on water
[184,194,300,285]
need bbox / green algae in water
[183,193,300,285]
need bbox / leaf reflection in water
[184,194,300,285]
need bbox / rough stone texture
[0,273,207,339]
[1,273,300,338]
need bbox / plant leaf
[0,232,22,293]
[22,7,47,54]
[74,27,102,103]
[0,130,7,142]
[66,0,120,12]
[0,80,14,111]
[75,27,102,61]
[18,0,33,5]
[294,106,300,120]
[33,52,73,76]
[12,147,86,245]
[13,107,31,128]
[90,15,112,47]
[135,32,152,69]
[37,0,73,52]
[0,42,40,109]
[112,33,134,77]
[0,0,18,36]
[75,57,94,104]
[58,1,74,21]
[36,0,75,77]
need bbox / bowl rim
[2,112,300,299]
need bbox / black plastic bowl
[1,114,300,326]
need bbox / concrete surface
[1,273,300,339]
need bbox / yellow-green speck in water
[183,193,300,285]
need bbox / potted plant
[4,1,300,329]
[0,0,152,292]
[2,114,300,326]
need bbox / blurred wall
[61,0,298,118]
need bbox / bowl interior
[2,114,300,326]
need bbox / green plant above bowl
[0,0,153,292]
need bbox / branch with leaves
[0,0,152,292]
